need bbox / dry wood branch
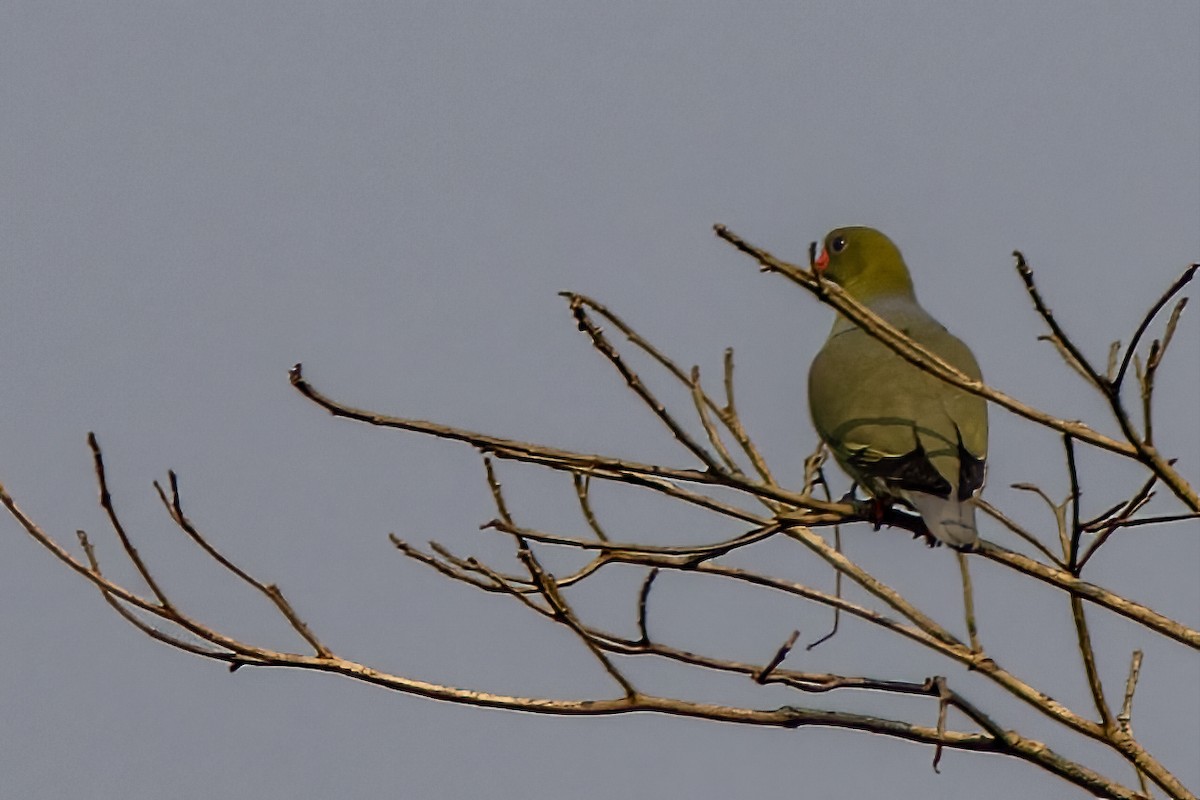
[1077,475,1158,570]
[403,515,1161,774]
[1065,435,1084,570]
[755,630,800,683]
[7,235,1197,799]
[154,471,331,658]
[1072,595,1116,731]
[975,541,1199,649]
[690,365,743,476]
[563,294,727,474]
[89,432,173,609]
[957,552,981,653]
[293,359,1194,647]
[1119,649,1153,798]
[572,472,610,542]
[1015,254,1105,388]
[976,499,1064,566]
[561,293,778,488]
[289,364,834,519]
[514,537,640,698]
[13,471,1152,795]
[1113,265,1197,390]
[1140,296,1188,445]
[635,568,658,645]
[11,471,1170,799]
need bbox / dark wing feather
[847,444,953,499]
[957,436,986,501]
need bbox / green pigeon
[807,226,988,547]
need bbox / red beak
[814,248,829,272]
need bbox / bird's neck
[829,289,925,336]
[840,269,916,304]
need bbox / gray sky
[2,3,1197,798]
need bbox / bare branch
[7,237,1197,800]
[1014,253,1105,388]
[562,294,727,474]
[572,472,610,542]
[755,630,800,684]
[976,498,1065,567]
[561,294,779,487]
[1072,595,1116,730]
[288,364,837,519]
[976,541,1200,649]
[1065,435,1084,570]
[957,552,981,653]
[515,537,640,699]
[635,568,658,645]
[89,433,173,609]
[690,365,744,477]
[1113,264,1197,389]
[1141,297,1188,445]
[1119,649,1153,798]
[1077,475,1158,570]
[153,471,332,659]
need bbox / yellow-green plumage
[807,227,988,546]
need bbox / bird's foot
[843,493,892,531]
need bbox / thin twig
[516,537,639,698]
[1106,341,1123,383]
[1090,511,1199,530]
[482,518,779,562]
[976,499,1064,567]
[1012,481,1072,563]
[690,365,743,475]
[89,434,173,609]
[572,473,610,542]
[719,347,779,486]
[957,552,981,653]
[1113,264,1197,390]
[1065,435,1084,571]
[1140,296,1189,445]
[1117,651,1150,797]
[1038,333,1098,384]
[1118,650,1144,729]
[976,540,1199,649]
[755,630,801,683]
[1014,253,1105,389]
[804,455,843,651]
[154,472,333,659]
[483,457,514,527]
[635,568,659,645]
[1077,475,1159,570]
[932,676,951,773]
[562,294,778,487]
[1071,595,1115,731]
[287,363,906,525]
[564,295,727,474]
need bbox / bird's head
[814,226,915,301]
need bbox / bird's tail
[905,493,978,548]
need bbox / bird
[806,226,988,547]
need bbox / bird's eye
[830,236,847,253]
